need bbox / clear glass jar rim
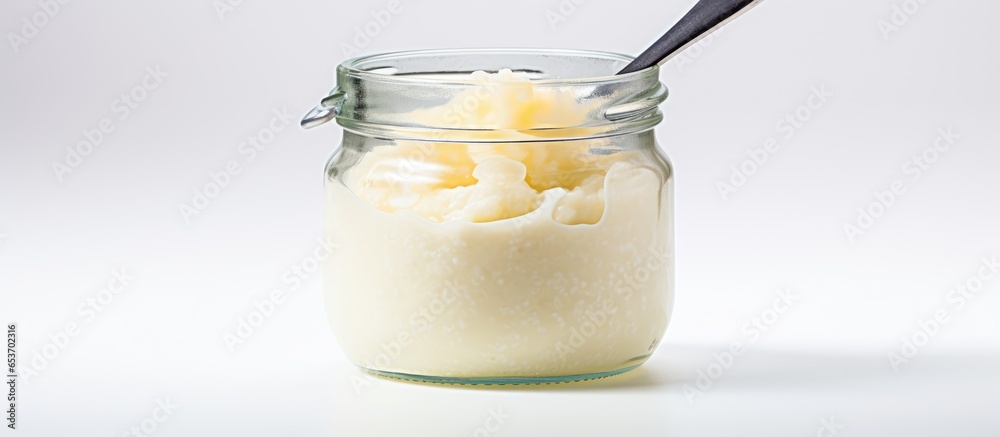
[299,48,668,140]
[338,48,659,86]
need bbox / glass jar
[302,49,674,384]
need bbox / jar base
[360,364,643,386]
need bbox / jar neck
[304,49,668,141]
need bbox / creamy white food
[324,70,673,378]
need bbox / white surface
[2,0,999,435]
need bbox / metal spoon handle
[617,0,763,74]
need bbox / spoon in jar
[617,0,764,74]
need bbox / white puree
[325,70,673,377]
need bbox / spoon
[617,0,764,74]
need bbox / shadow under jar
[303,49,674,384]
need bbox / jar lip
[338,48,659,86]
[300,48,667,136]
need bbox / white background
[2,0,999,435]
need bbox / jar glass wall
[308,49,674,384]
